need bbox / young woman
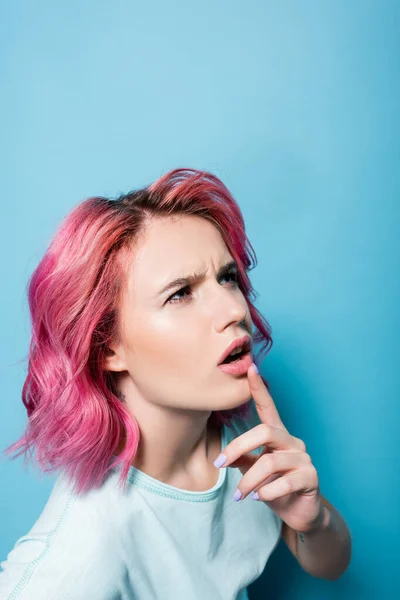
[0,168,351,599]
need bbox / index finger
[248,363,288,432]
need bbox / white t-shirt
[0,399,282,600]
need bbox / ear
[103,343,128,373]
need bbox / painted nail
[252,362,259,375]
[213,453,227,468]
[251,491,259,501]
[233,488,242,502]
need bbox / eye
[166,270,240,305]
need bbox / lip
[217,351,253,376]
[218,335,252,366]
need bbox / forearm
[295,505,352,580]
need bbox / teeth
[229,345,244,357]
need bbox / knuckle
[283,477,294,495]
[295,437,307,453]
[303,452,312,464]
[261,423,272,438]
[309,464,319,481]
[235,442,246,456]
[260,453,275,470]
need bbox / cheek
[127,315,196,372]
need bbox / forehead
[125,215,231,299]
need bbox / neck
[114,376,222,488]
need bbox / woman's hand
[214,363,325,534]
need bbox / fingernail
[233,488,242,502]
[251,491,259,500]
[213,453,227,468]
[252,362,259,375]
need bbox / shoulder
[0,473,122,600]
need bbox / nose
[211,285,249,333]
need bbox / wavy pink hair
[3,168,273,495]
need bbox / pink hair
[3,168,273,495]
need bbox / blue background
[1,1,399,598]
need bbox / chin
[217,387,252,411]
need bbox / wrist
[301,504,331,537]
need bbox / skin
[104,214,254,491]
[103,213,352,579]
[217,365,352,579]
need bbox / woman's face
[106,214,254,413]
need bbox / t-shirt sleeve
[0,478,121,600]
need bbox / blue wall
[1,1,398,598]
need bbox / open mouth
[220,347,249,364]
[219,337,251,365]
[217,336,253,376]
[218,348,252,376]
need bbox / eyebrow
[156,259,239,298]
